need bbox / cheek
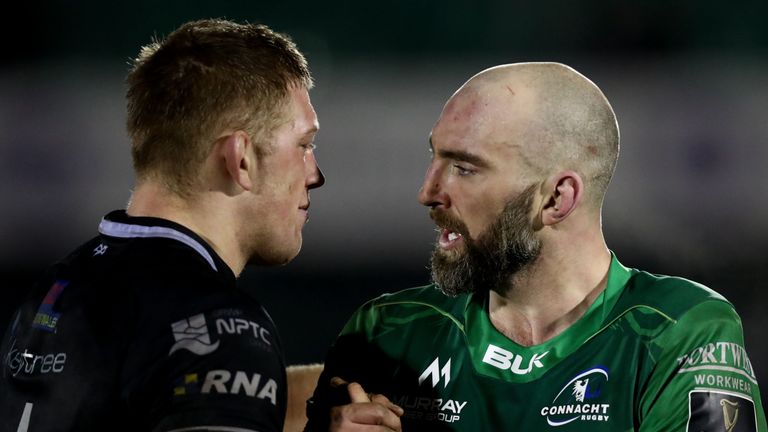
[283,160,307,192]
[463,196,505,235]
[266,163,303,195]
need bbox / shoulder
[359,284,468,319]
[42,233,255,338]
[599,261,743,348]
[615,267,734,323]
[618,272,763,426]
[369,284,466,310]
[341,285,469,334]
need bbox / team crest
[540,367,611,427]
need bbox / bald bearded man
[303,63,767,431]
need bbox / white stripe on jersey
[164,427,260,432]
[98,218,218,272]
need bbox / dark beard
[429,184,542,297]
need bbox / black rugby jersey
[1,210,286,432]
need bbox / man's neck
[488,242,611,347]
[126,181,246,275]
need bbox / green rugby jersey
[307,256,766,431]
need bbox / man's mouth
[299,202,310,224]
[438,228,464,249]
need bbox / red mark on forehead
[505,85,516,96]
[445,90,484,123]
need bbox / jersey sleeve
[121,304,287,432]
[639,299,767,431]
[304,302,395,432]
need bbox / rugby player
[305,63,767,431]
[0,19,327,431]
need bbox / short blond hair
[126,19,312,195]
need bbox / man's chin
[246,242,302,268]
[434,246,467,263]
[430,252,475,297]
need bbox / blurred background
[1,0,767,406]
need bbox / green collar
[463,253,633,383]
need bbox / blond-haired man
[1,19,323,432]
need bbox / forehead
[286,85,319,134]
[431,85,531,165]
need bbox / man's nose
[418,165,447,208]
[307,153,325,189]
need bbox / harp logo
[721,398,740,432]
[687,390,757,432]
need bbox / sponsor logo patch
[169,314,220,356]
[392,394,468,425]
[677,342,757,386]
[482,343,548,375]
[173,370,278,405]
[419,357,451,388]
[32,280,68,333]
[4,339,67,377]
[390,357,468,425]
[169,310,275,356]
[214,315,272,347]
[540,367,611,427]
[687,390,756,432]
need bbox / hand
[329,377,404,432]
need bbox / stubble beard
[429,185,542,297]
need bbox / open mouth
[438,228,464,249]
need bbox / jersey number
[16,403,32,432]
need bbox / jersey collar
[463,252,633,383]
[98,210,232,278]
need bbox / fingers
[326,377,404,432]
[331,403,402,432]
[347,382,371,404]
[330,376,348,388]
[346,384,404,417]
[369,394,405,417]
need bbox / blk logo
[482,344,548,375]
[419,357,451,388]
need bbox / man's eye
[301,143,317,153]
[453,164,474,176]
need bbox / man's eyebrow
[438,149,490,168]
[300,125,319,138]
[428,137,490,168]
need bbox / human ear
[220,130,254,191]
[541,171,583,226]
